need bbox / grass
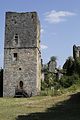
[0,90,80,120]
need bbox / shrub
[59,74,80,88]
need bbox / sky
[0,0,80,68]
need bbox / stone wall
[73,45,80,59]
[5,12,38,48]
[3,12,41,97]
[48,61,57,73]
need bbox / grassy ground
[0,91,80,120]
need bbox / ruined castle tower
[3,12,41,97]
[73,45,80,59]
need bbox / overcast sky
[0,0,80,68]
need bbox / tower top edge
[6,11,37,15]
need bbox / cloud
[45,10,76,23]
[41,25,44,34]
[41,44,48,50]
[41,28,44,34]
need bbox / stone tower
[73,45,80,59]
[3,12,41,97]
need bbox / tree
[59,74,79,88]
[50,56,57,61]
[63,56,75,76]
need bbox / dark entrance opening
[19,81,23,89]
[14,81,29,98]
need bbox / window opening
[14,21,17,24]
[19,68,21,70]
[14,34,18,45]
[13,53,17,61]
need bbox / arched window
[19,81,23,89]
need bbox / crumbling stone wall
[73,45,80,59]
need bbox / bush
[67,85,77,93]
[40,88,63,96]
[41,81,47,90]
[40,90,48,96]
[59,74,80,88]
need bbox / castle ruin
[3,12,41,97]
[73,45,80,59]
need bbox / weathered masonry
[3,12,41,97]
[73,45,80,59]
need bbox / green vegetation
[63,56,80,76]
[59,74,80,88]
[0,55,80,119]
[50,56,57,61]
[0,95,66,120]
[42,55,80,94]
[0,91,80,120]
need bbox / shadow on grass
[16,92,80,120]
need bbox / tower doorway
[19,81,23,89]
